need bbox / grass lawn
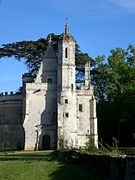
[0,151,101,180]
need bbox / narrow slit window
[65,99,68,104]
[79,104,83,112]
[71,84,73,90]
[65,48,68,58]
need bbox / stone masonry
[0,23,98,151]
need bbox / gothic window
[65,99,68,104]
[47,78,52,83]
[65,47,68,58]
[79,104,83,112]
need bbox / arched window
[65,47,68,58]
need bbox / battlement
[0,91,23,103]
[0,91,22,96]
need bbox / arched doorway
[42,135,50,150]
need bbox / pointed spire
[48,34,52,44]
[65,17,69,35]
[45,34,55,59]
[60,18,74,41]
[85,61,91,88]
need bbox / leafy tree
[0,36,48,74]
[90,55,109,102]
[96,46,135,146]
[0,34,91,77]
[76,52,92,83]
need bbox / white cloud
[108,0,135,12]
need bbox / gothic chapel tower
[57,22,98,149]
[57,22,78,148]
[23,21,98,150]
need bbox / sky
[0,0,135,92]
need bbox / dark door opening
[42,135,50,150]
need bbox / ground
[0,151,101,180]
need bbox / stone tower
[57,22,78,148]
[22,22,98,150]
[23,35,57,150]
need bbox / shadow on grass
[0,150,57,161]
[50,163,101,180]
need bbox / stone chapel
[0,23,98,150]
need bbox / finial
[65,17,69,35]
[48,34,52,44]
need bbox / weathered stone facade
[0,23,98,150]
[0,93,24,150]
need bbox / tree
[0,34,91,77]
[96,46,135,146]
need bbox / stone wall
[0,93,24,150]
[57,150,135,180]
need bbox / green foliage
[97,138,121,155]
[85,134,97,153]
[91,47,135,102]
[58,136,71,150]
[85,134,121,156]
[2,141,17,155]
[91,55,108,101]
[0,38,48,75]
[58,136,65,150]
[105,137,121,155]
[94,46,135,147]
[111,137,120,153]
[76,53,93,83]
[0,34,90,76]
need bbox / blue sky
[0,0,135,92]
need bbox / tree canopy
[93,45,135,146]
[0,34,91,75]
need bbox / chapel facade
[0,23,98,150]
